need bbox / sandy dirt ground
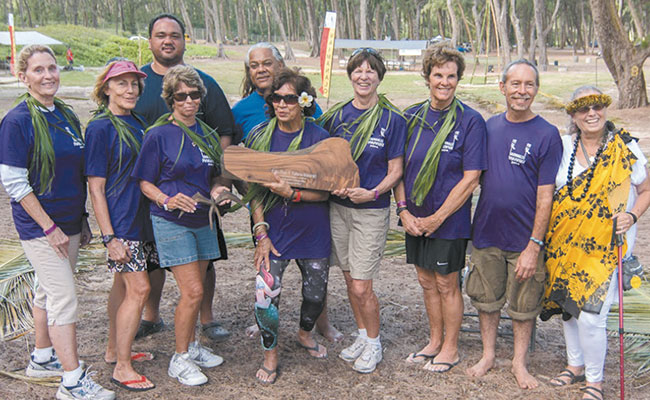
[1,49,650,400]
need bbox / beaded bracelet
[43,223,57,236]
[255,233,268,242]
[396,200,407,208]
[373,189,379,201]
[626,211,638,224]
[529,236,544,247]
[252,221,270,233]
[293,189,302,202]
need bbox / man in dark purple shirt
[465,60,562,390]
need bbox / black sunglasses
[270,93,299,105]
[351,47,381,58]
[575,104,606,114]
[173,91,201,102]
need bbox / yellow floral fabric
[543,131,636,319]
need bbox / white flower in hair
[298,91,313,108]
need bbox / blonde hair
[17,44,56,75]
[91,61,145,106]
[161,65,206,110]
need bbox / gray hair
[161,65,206,110]
[500,59,539,87]
[245,42,284,67]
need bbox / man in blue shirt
[134,13,232,342]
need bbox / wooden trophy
[222,137,360,191]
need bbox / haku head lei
[317,94,401,161]
[565,94,612,114]
[15,92,82,195]
[405,98,464,206]
[89,106,145,197]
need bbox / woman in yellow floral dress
[542,86,650,400]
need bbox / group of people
[0,12,648,400]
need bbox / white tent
[0,31,63,46]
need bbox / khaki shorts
[329,202,389,280]
[465,246,546,321]
[21,234,80,326]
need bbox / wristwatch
[102,234,116,247]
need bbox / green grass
[58,70,98,87]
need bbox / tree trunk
[626,0,645,39]
[447,0,459,47]
[178,0,195,43]
[580,0,588,53]
[491,0,511,65]
[391,0,399,40]
[471,0,483,54]
[201,0,214,43]
[305,0,320,57]
[589,0,649,108]
[527,23,536,61]
[533,0,561,71]
[22,0,33,27]
[414,1,425,40]
[373,3,381,39]
[262,0,272,41]
[509,0,525,59]
[359,0,367,40]
[436,9,444,38]
[235,0,248,44]
[267,0,294,60]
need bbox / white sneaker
[55,368,115,400]
[353,343,383,373]
[168,352,208,386]
[339,335,367,362]
[26,350,86,378]
[188,341,224,368]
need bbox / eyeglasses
[351,47,380,58]
[270,93,299,105]
[575,104,606,114]
[173,91,201,102]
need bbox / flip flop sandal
[424,359,460,373]
[582,385,604,400]
[106,351,155,365]
[110,375,155,392]
[256,365,278,385]
[297,341,327,359]
[405,351,439,364]
[549,368,586,387]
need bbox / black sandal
[582,385,604,400]
[549,368,585,387]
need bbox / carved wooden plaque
[222,137,360,191]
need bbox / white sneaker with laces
[55,368,115,400]
[26,350,85,377]
[339,335,368,362]
[352,343,383,373]
[168,352,208,386]
[188,341,223,368]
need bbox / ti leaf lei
[317,94,401,161]
[238,117,307,214]
[146,112,222,169]
[405,97,463,207]
[88,106,145,197]
[16,93,83,195]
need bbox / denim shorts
[151,215,221,268]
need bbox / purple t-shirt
[323,102,406,209]
[403,101,487,239]
[0,102,86,240]
[472,113,562,252]
[132,123,218,228]
[249,121,331,260]
[85,115,152,241]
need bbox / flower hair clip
[298,91,313,108]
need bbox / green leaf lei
[239,117,307,214]
[146,112,222,169]
[88,106,145,197]
[405,97,463,207]
[16,93,83,195]
[317,94,402,161]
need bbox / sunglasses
[575,104,606,114]
[173,91,201,102]
[351,47,380,57]
[270,93,299,105]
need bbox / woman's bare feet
[405,342,441,363]
[256,350,278,384]
[466,356,495,377]
[316,323,343,343]
[245,324,260,339]
[297,329,327,358]
[112,364,155,390]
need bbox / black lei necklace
[566,130,609,202]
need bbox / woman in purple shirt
[395,44,486,373]
[132,65,229,387]
[247,68,331,384]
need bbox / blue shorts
[151,215,221,268]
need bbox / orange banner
[319,12,336,98]
[8,13,16,76]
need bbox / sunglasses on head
[173,91,201,102]
[351,47,380,58]
[270,93,299,105]
[576,104,606,114]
